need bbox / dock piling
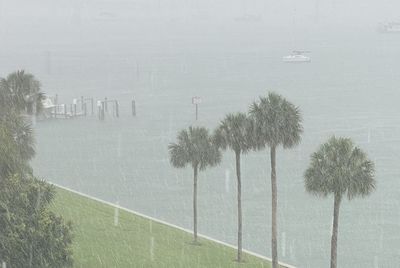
[132,99,136,116]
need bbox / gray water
[2,1,400,267]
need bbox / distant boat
[282,51,311,63]
[378,22,400,33]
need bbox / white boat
[282,51,311,63]
[378,22,400,33]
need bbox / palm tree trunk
[270,146,278,268]
[235,151,242,262]
[193,165,198,243]
[330,193,342,268]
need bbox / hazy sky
[0,0,399,53]
[0,0,399,27]
[0,0,399,96]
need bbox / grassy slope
[52,187,281,268]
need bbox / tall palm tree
[168,126,221,243]
[304,136,375,268]
[249,92,303,268]
[214,113,253,262]
[0,71,40,179]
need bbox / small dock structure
[40,95,135,120]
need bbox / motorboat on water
[378,22,400,33]
[282,51,311,63]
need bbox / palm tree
[249,92,303,268]
[0,71,40,179]
[168,126,221,243]
[0,70,44,116]
[304,136,375,268]
[214,113,253,262]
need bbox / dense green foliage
[0,175,73,267]
[0,114,35,178]
[0,70,73,267]
[0,70,45,116]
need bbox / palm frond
[249,92,303,149]
[169,126,221,171]
[214,112,254,154]
[304,136,376,200]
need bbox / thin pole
[112,102,115,117]
[115,101,119,118]
[132,99,136,116]
[101,102,105,120]
[98,105,101,120]
[91,98,94,115]
[195,104,198,120]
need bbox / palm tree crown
[249,92,302,149]
[214,113,254,154]
[169,126,221,170]
[305,136,375,199]
[0,70,44,116]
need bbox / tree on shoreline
[0,70,45,116]
[304,136,375,268]
[0,70,73,267]
[0,174,73,267]
[249,92,303,268]
[169,126,221,243]
[213,112,254,262]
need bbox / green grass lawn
[52,187,292,268]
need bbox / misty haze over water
[2,0,400,267]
